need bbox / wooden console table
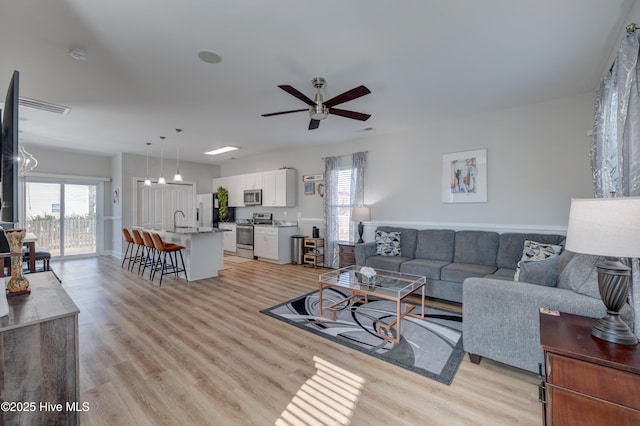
[539,311,640,425]
[0,272,80,425]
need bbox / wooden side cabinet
[338,242,356,268]
[303,238,324,268]
[539,311,640,425]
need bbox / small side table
[338,241,356,268]
[303,238,324,268]
[539,311,640,425]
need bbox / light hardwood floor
[53,256,542,425]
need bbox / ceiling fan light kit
[262,77,371,130]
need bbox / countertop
[146,226,230,234]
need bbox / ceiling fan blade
[308,119,321,130]
[324,85,371,108]
[329,108,371,121]
[278,85,315,105]
[261,108,308,117]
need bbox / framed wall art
[304,182,315,195]
[442,149,487,203]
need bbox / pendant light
[173,128,183,182]
[158,136,166,184]
[144,142,152,186]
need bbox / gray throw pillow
[517,255,560,287]
[514,240,563,281]
[557,253,602,299]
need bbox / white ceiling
[0,0,634,165]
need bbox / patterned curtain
[592,29,640,334]
[350,151,367,242]
[323,156,340,268]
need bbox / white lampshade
[566,197,640,258]
[351,206,371,222]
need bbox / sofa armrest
[462,277,606,373]
[355,242,376,266]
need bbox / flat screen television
[1,70,19,224]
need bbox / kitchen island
[138,226,229,281]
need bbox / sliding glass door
[25,180,98,257]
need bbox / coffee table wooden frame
[318,266,426,343]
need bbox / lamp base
[357,221,364,244]
[592,260,638,346]
[592,314,638,345]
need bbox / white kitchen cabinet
[244,172,263,190]
[218,222,236,253]
[262,169,296,207]
[253,225,298,264]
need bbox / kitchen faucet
[174,210,186,228]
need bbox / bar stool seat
[150,233,188,285]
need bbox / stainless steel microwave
[243,189,262,206]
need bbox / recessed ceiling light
[68,48,87,61]
[198,50,222,64]
[205,146,238,156]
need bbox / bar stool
[122,228,135,268]
[140,231,159,279]
[150,233,188,285]
[22,247,51,271]
[129,229,146,271]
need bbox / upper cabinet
[213,169,297,208]
[213,175,243,207]
[244,172,263,190]
[263,169,296,207]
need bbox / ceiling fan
[262,77,371,130]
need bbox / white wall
[221,92,595,233]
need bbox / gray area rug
[261,287,464,385]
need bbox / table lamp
[565,197,640,345]
[351,207,371,244]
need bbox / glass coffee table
[318,265,426,343]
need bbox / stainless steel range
[236,212,272,259]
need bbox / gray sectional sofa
[354,226,565,303]
[354,226,634,374]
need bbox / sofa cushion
[376,227,418,259]
[488,268,516,281]
[557,253,602,299]
[514,240,563,281]
[453,231,499,266]
[496,233,566,270]
[400,258,450,280]
[414,229,455,262]
[375,230,402,256]
[516,255,560,287]
[441,262,497,283]
[365,255,412,272]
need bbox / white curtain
[324,156,340,268]
[592,29,640,334]
[350,152,367,242]
[323,152,367,268]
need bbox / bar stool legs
[150,233,188,286]
[121,228,135,268]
